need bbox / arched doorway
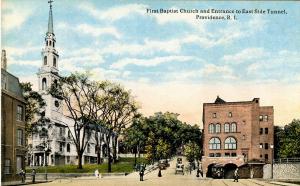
[207,164,224,178]
[224,163,238,179]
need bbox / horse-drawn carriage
[175,158,184,175]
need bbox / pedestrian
[20,169,26,183]
[196,168,200,177]
[158,168,162,177]
[94,169,99,178]
[233,168,239,182]
[139,169,144,181]
[31,169,36,183]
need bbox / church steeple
[47,0,54,34]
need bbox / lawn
[26,157,146,173]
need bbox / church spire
[47,0,54,34]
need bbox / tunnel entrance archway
[207,164,224,178]
[224,163,238,179]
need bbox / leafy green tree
[156,139,171,159]
[20,82,46,137]
[278,119,300,158]
[184,142,201,163]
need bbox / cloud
[223,48,267,64]
[76,24,121,38]
[2,1,34,31]
[80,3,147,22]
[201,64,236,79]
[110,55,194,69]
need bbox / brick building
[202,96,274,178]
[1,50,26,182]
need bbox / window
[68,131,72,139]
[55,100,59,107]
[59,127,64,136]
[231,122,237,133]
[59,143,64,152]
[260,128,263,135]
[4,159,11,174]
[44,56,47,65]
[265,143,269,150]
[42,78,47,90]
[66,156,70,164]
[49,41,52,46]
[265,128,269,134]
[209,137,221,150]
[225,153,230,157]
[265,154,268,160]
[67,144,70,152]
[260,143,263,149]
[215,153,221,157]
[231,153,237,157]
[213,113,216,118]
[259,115,263,121]
[17,106,23,121]
[209,153,215,157]
[224,137,237,149]
[264,115,268,122]
[87,144,91,153]
[53,42,55,48]
[209,124,214,134]
[53,57,57,67]
[17,129,23,146]
[228,112,232,117]
[224,123,230,133]
[16,156,22,173]
[215,123,221,133]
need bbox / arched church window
[53,42,55,48]
[53,57,57,67]
[49,41,52,46]
[42,78,47,90]
[225,137,237,149]
[44,56,47,65]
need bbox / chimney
[1,50,7,70]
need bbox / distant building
[29,2,117,167]
[1,50,26,182]
[202,96,274,178]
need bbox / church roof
[214,96,226,104]
[47,1,54,34]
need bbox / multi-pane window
[59,143,64,152]
[17,106,23,121]
[224,123,230,133]
[209,124,214,134]
[231,122,237,133]
[260,128,263,135]
[4,159,11,174]
[224,137,237,149]
[209,153,215,157]
[231,153,237,157]
[225,153,230,157]
[17,129,23,146]
[265,128,269,134]
[215,124,221,133]
[265,143,269,150]
[215,153,221,157]
[209,137,221,150]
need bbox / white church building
[29,1,117,166]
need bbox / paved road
[34,157,278,186]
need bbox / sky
[2,0,300,127]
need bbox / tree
[20,82,46,137]
[156,139,171,160]
[277,119,300,158]
[49,73,96,169]
[184,142,201,163]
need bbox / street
[34,157,278,186]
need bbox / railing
[274,158,300,164]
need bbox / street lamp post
[270,144,274,179]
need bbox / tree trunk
[77,152,83,169]
[112,137,118,163]
[134,146,137,166]
[107,146,112,172]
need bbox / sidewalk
[1,180,50,186]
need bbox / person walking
[20,169,26,183]
[94,169,99,178]
[139,169,144,181]
[233,168,239,182]
[31,169,36,183]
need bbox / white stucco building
[29,2,117,166]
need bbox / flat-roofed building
[202,96,274,178]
